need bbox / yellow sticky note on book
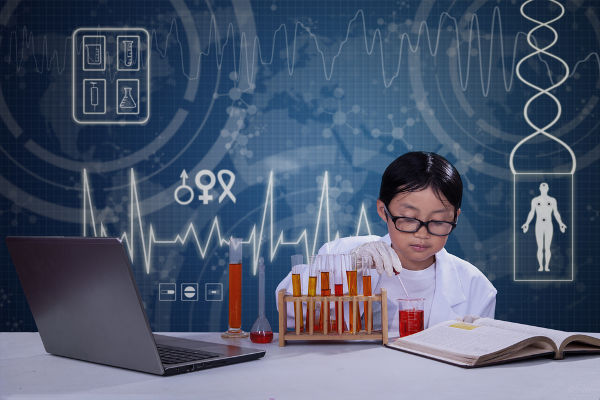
[449,323,478,330]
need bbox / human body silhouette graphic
[521,183,567,272]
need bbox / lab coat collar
[381,234,467,323]
[433,247,467,307]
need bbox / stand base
[221,329,249,338]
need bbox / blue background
[1,0,599,333]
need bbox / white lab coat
[275,234,497,333]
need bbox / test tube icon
[117,36,140,71]
[512,0,574,282]
[123,40,134,67]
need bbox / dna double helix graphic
[511,0,575,172]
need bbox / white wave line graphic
[4,8,598,94]
[82,168,373,275]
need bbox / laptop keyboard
[156,344,219,365]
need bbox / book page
[393,320,553,359]
[560,334,600,354]
[473,318,572,348]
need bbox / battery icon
[159,283,176,301]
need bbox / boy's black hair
[379,151,462,219]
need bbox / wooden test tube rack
[277,288,388,347]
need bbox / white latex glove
[351,241,402,277]
[455,315,480,323]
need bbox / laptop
[5,236,265,376]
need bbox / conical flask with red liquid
[250,257,273,343]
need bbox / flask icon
[119,87,137,109]
[116,79,140,115]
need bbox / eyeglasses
[383,205,456,236]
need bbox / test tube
[319,255,331,334]
[333,255,345,334]
[346,254,360,333]
[291,254,304,333]
[306,257,318,334]
[222,237,248,338]
[361,259,373,333]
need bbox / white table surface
[1,332,600,400]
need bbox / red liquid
[250,331,273,343]
[399,310,424,337]
[334,283,345,332]
[228,263,242,330]
[346,270,360,332]
[319,272,331,331]
[362,275,372,331]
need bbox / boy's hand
[351,241,402,277]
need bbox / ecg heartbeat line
[5,8,599,93]
[82,169,373,275]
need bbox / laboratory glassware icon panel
[72,28,149,124]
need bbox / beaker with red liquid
[397,298,424,337]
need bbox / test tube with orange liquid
[291,254,304,332]
[222,237,248,338]
[333,255,345,333]
[319,255,331,332]
[361,259,373,332]
[306,257,318,333]
[346,254,360,333]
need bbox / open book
[386,318,600,368]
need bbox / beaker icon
[122,40,134,67]
[85,44,102,65]
[119,87,137,109]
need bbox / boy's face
[377,187,460,270]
